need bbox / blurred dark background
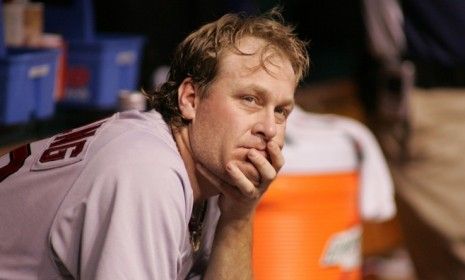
[1,0,374,148]
[94,0,368,89]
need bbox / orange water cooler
[253,173,361,280]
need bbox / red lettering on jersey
[39,140,86,163]
[0,144,31,182]
[50,122,103,147]
[38,121,105,164]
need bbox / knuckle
[274,157,284,169]
[252,192,261,200]
[244,187,255,197]
[265,169,277,180]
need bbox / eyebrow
[244,84,295,107]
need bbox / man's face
[189,37,297,186]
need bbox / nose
[252,110,277,141]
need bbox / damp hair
[144,7,310,127]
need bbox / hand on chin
[233,159,261,187]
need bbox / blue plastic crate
[0,48,59,124]
[60,35,144,108]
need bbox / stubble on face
[190,37,296,190]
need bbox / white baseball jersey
[0,110,217,279]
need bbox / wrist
[217,211,255,234]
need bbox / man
[363,0,465,279]
[0,9,309,279]
[389,1,465,279]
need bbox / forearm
[204,216,254,280]
[198,141,284,279]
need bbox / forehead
[215,37,297,87]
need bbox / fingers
[196,163,243,200]
[267,140,284,171]
[244,140,283,185]
[247,149,276,186]
[197,160,261,200]
[226,162,257,198]
[196,140,285,201]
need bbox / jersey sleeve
[49,140,192,279]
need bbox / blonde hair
[146,8,310,127]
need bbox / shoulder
[81,110,182,172]
[93,123,182,173]
[26,110,177,173]
[82,128,190,201]
[61,136,193,229]
[65,109,193,217]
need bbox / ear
[178,78,198,121]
